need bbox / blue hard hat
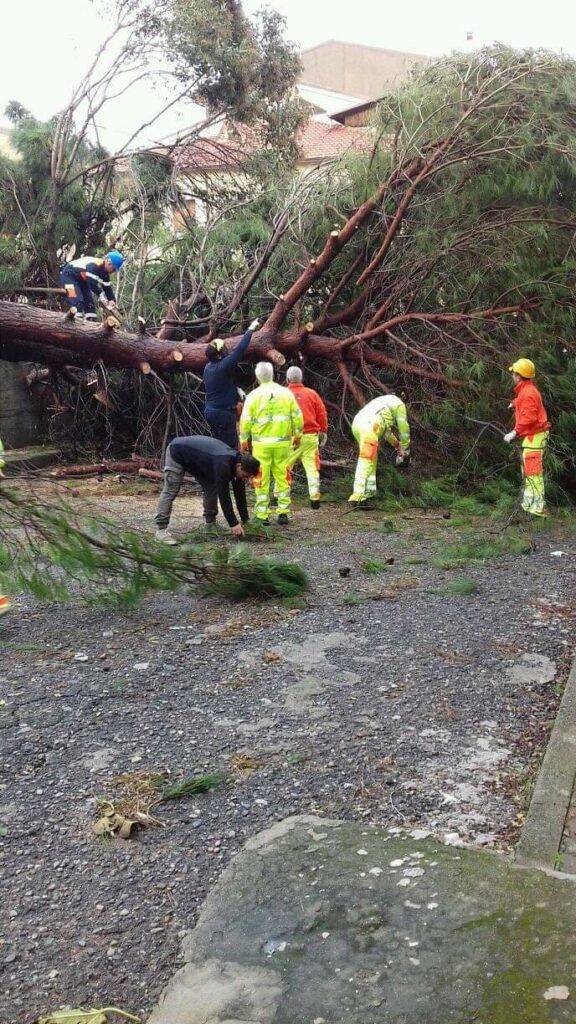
[106,250,125,271]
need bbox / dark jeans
[60,269,95,313]
[205,406,239,450]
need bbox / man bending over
[154,436,260,544]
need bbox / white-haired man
[239,362,303,525]
[285,366,328,508]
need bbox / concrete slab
[516,658,576,870]
[149,815,576,1024]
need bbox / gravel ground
[1,482,574,1023]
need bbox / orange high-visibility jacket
[288,383,328,435]
[512,379,550,439]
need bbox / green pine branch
[0,485,307,606]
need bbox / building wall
[301,41,428,100]
[0,362,41,447]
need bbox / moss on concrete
[151,820,576,1024]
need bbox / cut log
[138,468,164,482]
[320,459,354,468]
[49,458,157,478]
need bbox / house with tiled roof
[127,40,427,230]
[169,114,373,226]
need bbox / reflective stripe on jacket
[240,382,303,445]
[353,396,396,435]
[512,380,550,439]
[62,257,115,302]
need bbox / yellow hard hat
[508,358,535,378]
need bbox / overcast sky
[2,0,576,148]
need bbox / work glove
[248,318,260,331]
[318,432,327,447]
[504,430,517,444]
[292,436,301,449]
[231,524,245,539]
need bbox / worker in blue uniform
[60,250,124,320]
[203,319,260,448]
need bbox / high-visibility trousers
[287,433,321,500]
[521,431,548,516]
[349,421,381,502]
[252,442,293,520]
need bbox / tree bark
[0,300,465,387]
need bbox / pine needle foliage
[155,773,228,800]
[0,484,307,606]
[205,544,307,601]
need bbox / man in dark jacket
[60,251,124,320]
[203,319,260,448]
[154,436,260,544]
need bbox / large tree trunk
[0,300,474,387]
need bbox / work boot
[310,499,320,509]
[349,499,376,511]
[85,312,98,323]
[277,513,289,526]
[253,517,270,526]
[155,528,177,545]
[0,595,11,616]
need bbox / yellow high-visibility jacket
[353,395,410,449]
[240,382,303,446]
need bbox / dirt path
[1,484,574,1023]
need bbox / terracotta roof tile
[297,120,372,161]
[174,118,371,172]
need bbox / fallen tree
[1,46,576,494]
[0,297,529,385]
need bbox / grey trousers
[154,450,218,529]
